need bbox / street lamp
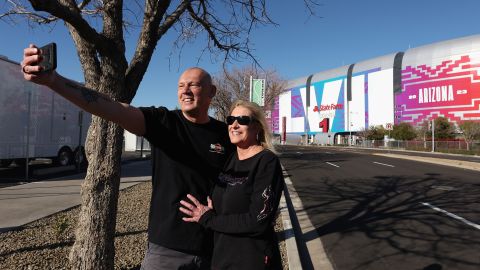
[350,123,352,146]
[349,111,354,146]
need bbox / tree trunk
[69,116,124,270]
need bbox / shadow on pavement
[295,175,480,269]
[277,145,480,269]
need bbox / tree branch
[125,0,191,101]
[78,0,92,10]
[102,0,123,45]
[67,23,101,90]
[0,0,100,24]
[183,0,276,68]
[0,0,58,24]
[27,0,113,56]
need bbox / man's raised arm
[22,44,145,136]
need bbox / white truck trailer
[0,56,91,167]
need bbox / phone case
[39,42,57,72]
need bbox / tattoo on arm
[65,81,108,104]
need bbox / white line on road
[421,202,480,230]
[325,162,339,168]
[373,161,395,167]
[431,185,456,191]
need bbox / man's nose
[179,85,192,94]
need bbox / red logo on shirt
[209,143,225,154]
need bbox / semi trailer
[0,56,91,167]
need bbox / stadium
[268,34,480,145]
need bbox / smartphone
[38,42,57,73]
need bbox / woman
[179,100,284,269]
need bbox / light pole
[431,119,435,152]
[349,111,353,146]
[349,125,352,145]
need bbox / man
[22,44,233,269]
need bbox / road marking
[325,152,333,154]
[431,185,456,191]
[373,161,395,167]
[421,202,480,230]
[325,162,339,168]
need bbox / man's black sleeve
[138,106,169,146]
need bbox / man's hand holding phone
[22,43,57,86]
[38,42,57,73]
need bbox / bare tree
[458,120,480,151]
[211,67,287,121]
[416,120,430,149]
[1,1,318,269]
[356,127,369,144]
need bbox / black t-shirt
[199,149,285,269]
[140,106,233,254]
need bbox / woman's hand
[179,194,213,223]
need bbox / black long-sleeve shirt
[199,149,284,269]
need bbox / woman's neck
[237,144,264,160]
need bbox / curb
[279,186,302,269]
[279,166,334,270]
[373,153,480,171]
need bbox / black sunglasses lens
[226,116,235,125]
[227,116,252,125]
[237,116,251,125]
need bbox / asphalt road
[278,145,480,270]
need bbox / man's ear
[209,85,217,98]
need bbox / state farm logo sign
[313,103,344,112]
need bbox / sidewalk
[372,152,480,171]
[0,157,151,232]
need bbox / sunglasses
[226,115,255,125]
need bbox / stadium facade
[267,35,480,144]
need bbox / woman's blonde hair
[229,100,275,152]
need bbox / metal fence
[357,140,480,155]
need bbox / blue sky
[1,0,479,109]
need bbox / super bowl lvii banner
[250,78,265,106]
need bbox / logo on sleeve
[209,143,225,154]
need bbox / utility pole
[25,90,31,182]
[305,105,309,145]
[249,76,253,102]
[349,111,353,146]
[350,125,352,145]
[431,119,435,152]
[76,111,84,171]
[305,84,310,145]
